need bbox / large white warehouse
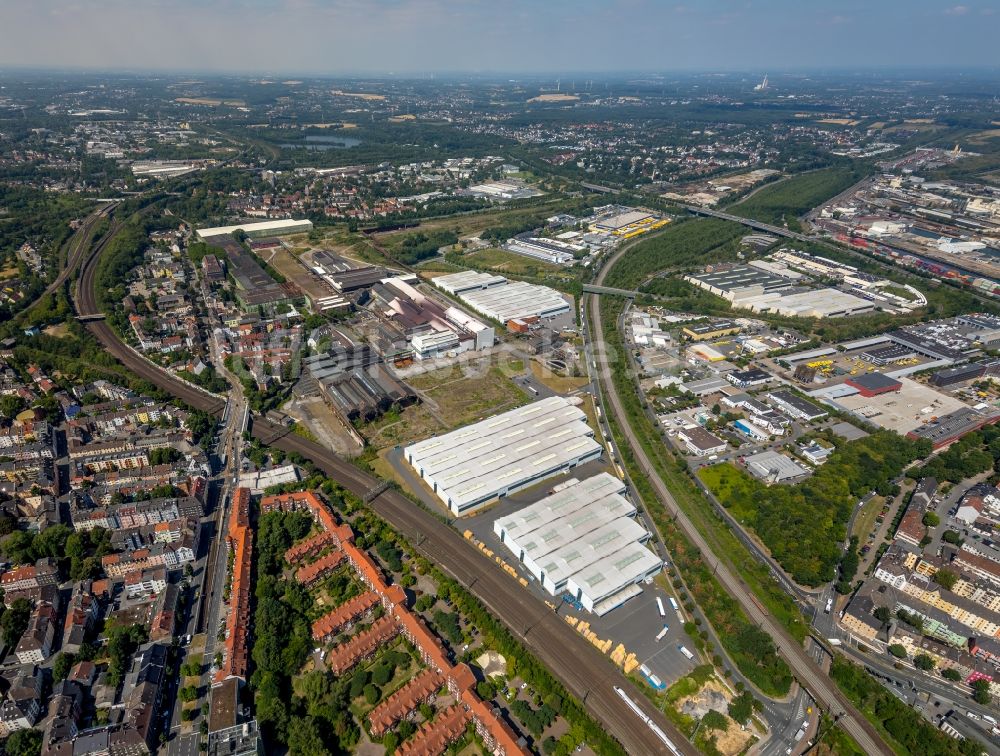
[197,218,313,240]
[493,473,662,615]
[403,396,603,516]
[434,271,570,322]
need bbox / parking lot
[460,459,697,688]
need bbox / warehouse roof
[197,218,312,239]
[744,450,808,482]
[493,474,628,547]
[767,389,827,419]
[846,372,902,392]
[453,280,570,322]
[434,270,507,295]
[405,397,602,514]
[534,519,649,588]
[566,543,662,603]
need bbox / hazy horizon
[1,0,998,76]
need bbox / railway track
[74,217,697,756]
[587,237,894,755]
[17,202,116,320]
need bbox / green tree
[933,570,958,590]
[914,654,936,671]
[363,683,381,705]
[1,597,32,648]
[0,395,26,420]
[888,644,907,659]
[179,685,199,703]
[287,716,327,756]
[972,679,991,705]
[728,691,756,725]
[4,728,42,756]
[922,512,940,527]
[52,652,75,682]
[942,668,963,682]
[701,709,729,732]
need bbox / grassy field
[603,218,745,290]
[372,200,570,253]
[529,359,589,394]
[729,165,871,229]
[462,247,562,276]
[851,495,884,540]
[361,362,529,449]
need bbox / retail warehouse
[403,397,603,516]
[434,271,570,322]
[493,474,662,615]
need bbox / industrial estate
[3,31,1000,756]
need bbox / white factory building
[493,474,662,615]
[196,218,313,239]
[403,396,603,516]
[503,236,583,265]
[434,271,570,323]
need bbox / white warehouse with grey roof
[493,473,662,615]
[434,271,571,322]
[403,396,603,516]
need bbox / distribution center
[403,397,603,516]
[493,474,662,615]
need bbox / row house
[109,643,168,755]
[295,550,346,588]
[327,616,400,675]
[311,591,380,643]
[40,680,83,756]
[396,703,471,756]
[368,668,446,737]
[214,488,252,686]
[124,566,169,598]
[15,601,58,664]
[893,627,1000,698]
[101,530,197,578]
[284,530,336,565]
[0,666,43,736]
[1,559,59,594]
[62,581,101,654]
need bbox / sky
[0,0,998,75]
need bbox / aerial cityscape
[1,2,1000,756]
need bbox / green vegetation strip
[830,657,982,756]
[698,431,927,587]
[598,296,800,696]
[728,164,871,230]
[602,218,745,290]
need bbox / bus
[656,597,665,617]
[678,645,695,661]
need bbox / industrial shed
[403,397,602,516]
[493,474,660,615]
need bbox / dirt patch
[265,246,336,303]
[43,323,71,338]
[676,678,753,755]
[362,361,528,449]
[529,359,589,394]
[331,90,385,101]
